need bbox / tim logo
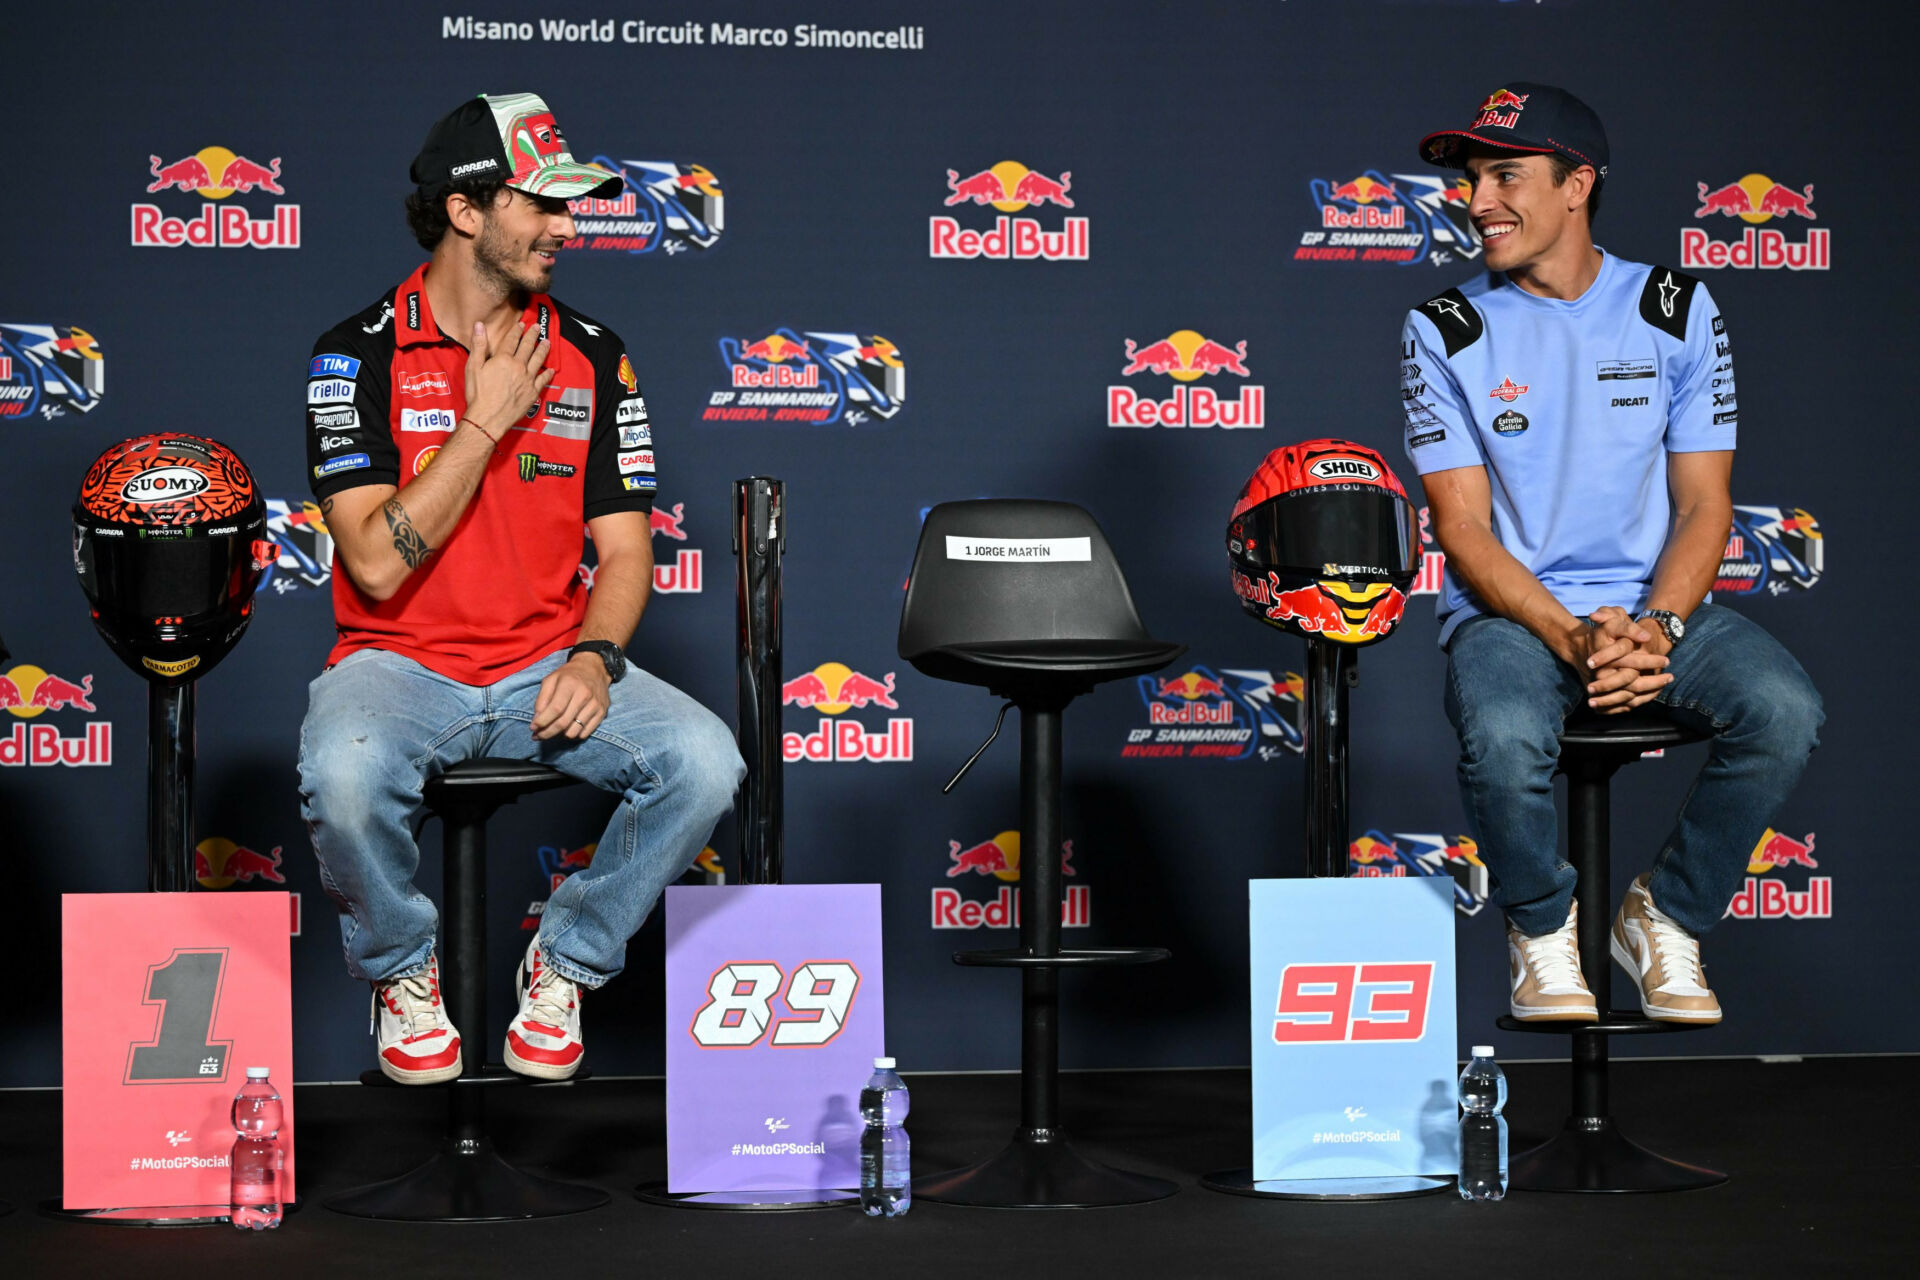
[1272,961,1434,1044]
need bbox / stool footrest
[1495,1013,1715,1036]
[952,946,1170,968]
[356,1064,593,1088]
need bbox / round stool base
[39,1197,303,1226]
[634,1181,857,1211]
[325,1138,608,1221]
[1200,1169,1453,1201]
[914,1130,1176,1209]
[1512,1119,1726,1193]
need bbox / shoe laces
[524,948,579,1027]
[1642,897,1707,990]
[371,965,446,1039]
[1519,914,1586,993]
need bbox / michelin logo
[314,452,371,478]
[622,474,657,492]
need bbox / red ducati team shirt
[306,263,657,685]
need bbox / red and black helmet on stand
[72,434,272,685]
[1227,439,1420,646]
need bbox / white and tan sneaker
[1611,874,1722,1024]
[504,937,585,1080]
[371,955,463,1085]
[1508,901,1599,1021]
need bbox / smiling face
[468,187,576,296]
[1462,148,1594,275]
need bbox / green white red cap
[411,92,623,201]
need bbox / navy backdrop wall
[2,0,1906,1086]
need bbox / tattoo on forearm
[319,496,333,516]
[382,499,431,568]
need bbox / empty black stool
[326,759,611,1221]
[1496,709,1726,1193]
[900,500,1184,1208]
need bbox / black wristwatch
[569,640,627,683]
[1639,609,1685,647]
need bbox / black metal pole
[147,682,196,892]
[1567,761,1613,1123]
[443,806,486,1145]
[734,477,785,886]
[1304,640,1353,878]
[1019,702,1063,1135]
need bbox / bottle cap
[246,1066,271,1078]
[874,1056,896,1069]
[1471,1045,1495,1059]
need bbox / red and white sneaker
[371,955,463,1085]
[504,937,585,1081]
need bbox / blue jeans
[297,647,745,987]
[1444,603,1822,935]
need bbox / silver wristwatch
[1639,609,1685,646]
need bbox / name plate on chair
[62,892,296,1210]
[1249,877,1457,1182]
[665,884,885,1193]
[945,535,1091,562]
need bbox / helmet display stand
[1204,440,1452,1202]
[44,435,271,1227]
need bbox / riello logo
[1681,173,1827,271]
[930,161,1089,261]
[779,662,913,763]
[132,146,301,249]
[1108,330,1265,429]
[0,664,112,767]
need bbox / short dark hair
[1545,153,1602,226]
[403,177,509,251]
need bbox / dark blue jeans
[1443,604,1822,935]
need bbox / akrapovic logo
[120,467,210,504]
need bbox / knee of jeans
[1458,702,1558,775]
[650,711,746,816]
[1749,673,1824,754]
[299,732,415,834]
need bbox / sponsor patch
[314,453,371,478]
[401,407,458,433]
[618,422,651,449]
[1611,396,1650,408]
[617,448,656,475]
[318,434,356,451]
[307,378,354,404]
[543,386,593,439]
[1492,410,1528,436]
[622,475,658,491]
[1408,429,1446,448]
[1714,411,1739,425]
[309,406,358,431]
[616,396,649,425]
[398,371,450,398]
[309,354,359,379]
[1596,359,1656,381]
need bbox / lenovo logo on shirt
[542,386,593,440]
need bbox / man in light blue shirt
[1404,83,1821,1025]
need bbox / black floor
[3,1058,1914,1278]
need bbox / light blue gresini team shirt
[1400,250,1737,646]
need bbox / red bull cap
[1417,81,1609,181]
[411,92,622,201]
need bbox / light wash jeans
[1443,603,1822,935]
[297,646,744,986]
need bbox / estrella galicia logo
[0,324,104,419]
[1294,170,1482,268]
[571,159,724,254]
[703,329,906,425]
[1123,664,1303,761]
[1716,506,1823,597]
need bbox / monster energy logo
[516,453,577,482]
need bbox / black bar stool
[1495,709,1726,1193]
[326,759,611,1221]
[900,500,1183,1208]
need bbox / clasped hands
[1569,605,1673,715]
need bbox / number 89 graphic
[689,960,862,1049]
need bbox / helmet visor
[1242,489,1419,577]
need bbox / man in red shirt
[298,93,743,1084]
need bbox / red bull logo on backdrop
[931,830,1090,929]
[1348,830,1490,917]
[575,498,702,595]
[930,161,1089,261]
[1409,506,1447,596]
[705,329,905,425]
[1726,828,1831,921]
[1109,331,1266,429]
[781,662,913,763]
[1296,169,1482,267]
[1124,665,1304,760]
[132,146,301,249]
[194,837,286,889]
[571,158,724,254]
[1682,174,1828,270]
[0,324,104,420]
[1715,506,1823,597]
[0,663,111,767]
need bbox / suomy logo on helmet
[1308,457,1379,482]
[120,467,211,504]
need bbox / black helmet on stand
[72,434,272,685]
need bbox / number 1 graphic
[125,949,232,1085]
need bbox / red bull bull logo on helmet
[568,158,724,254]
[1109,331,1265,429]
[931,830,1091,929]
[930,161,1089,261]
[0,663,111,767]
[1727,828,1831,921]
[0,324,104,421]
[704,328,905,425]
[1682,173,1828,270]
[780,662,913,763]
[132,146,301,249]
[1124,664,1303,760]
[1715,505,1823,597]
[1348,830,1490,916]
[1297,168,1480,266]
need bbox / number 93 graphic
[689,960,862,1049]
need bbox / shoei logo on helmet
[119,467,210,505]
[1308,457,1380,483]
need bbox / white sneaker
[1612,874,1723,1024]
[371,955,463,1084]
[1508,901,1599,1021]
[504,937,585,1080]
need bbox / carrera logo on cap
[1307,457,1380,482]
[451,159,498,176]
[120,467,210,504]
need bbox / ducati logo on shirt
[1487,377,1529,402]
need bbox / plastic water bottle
[1458,1045,1508,1202]
[859,1057,910,1217]
[230,1067,285,1229]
